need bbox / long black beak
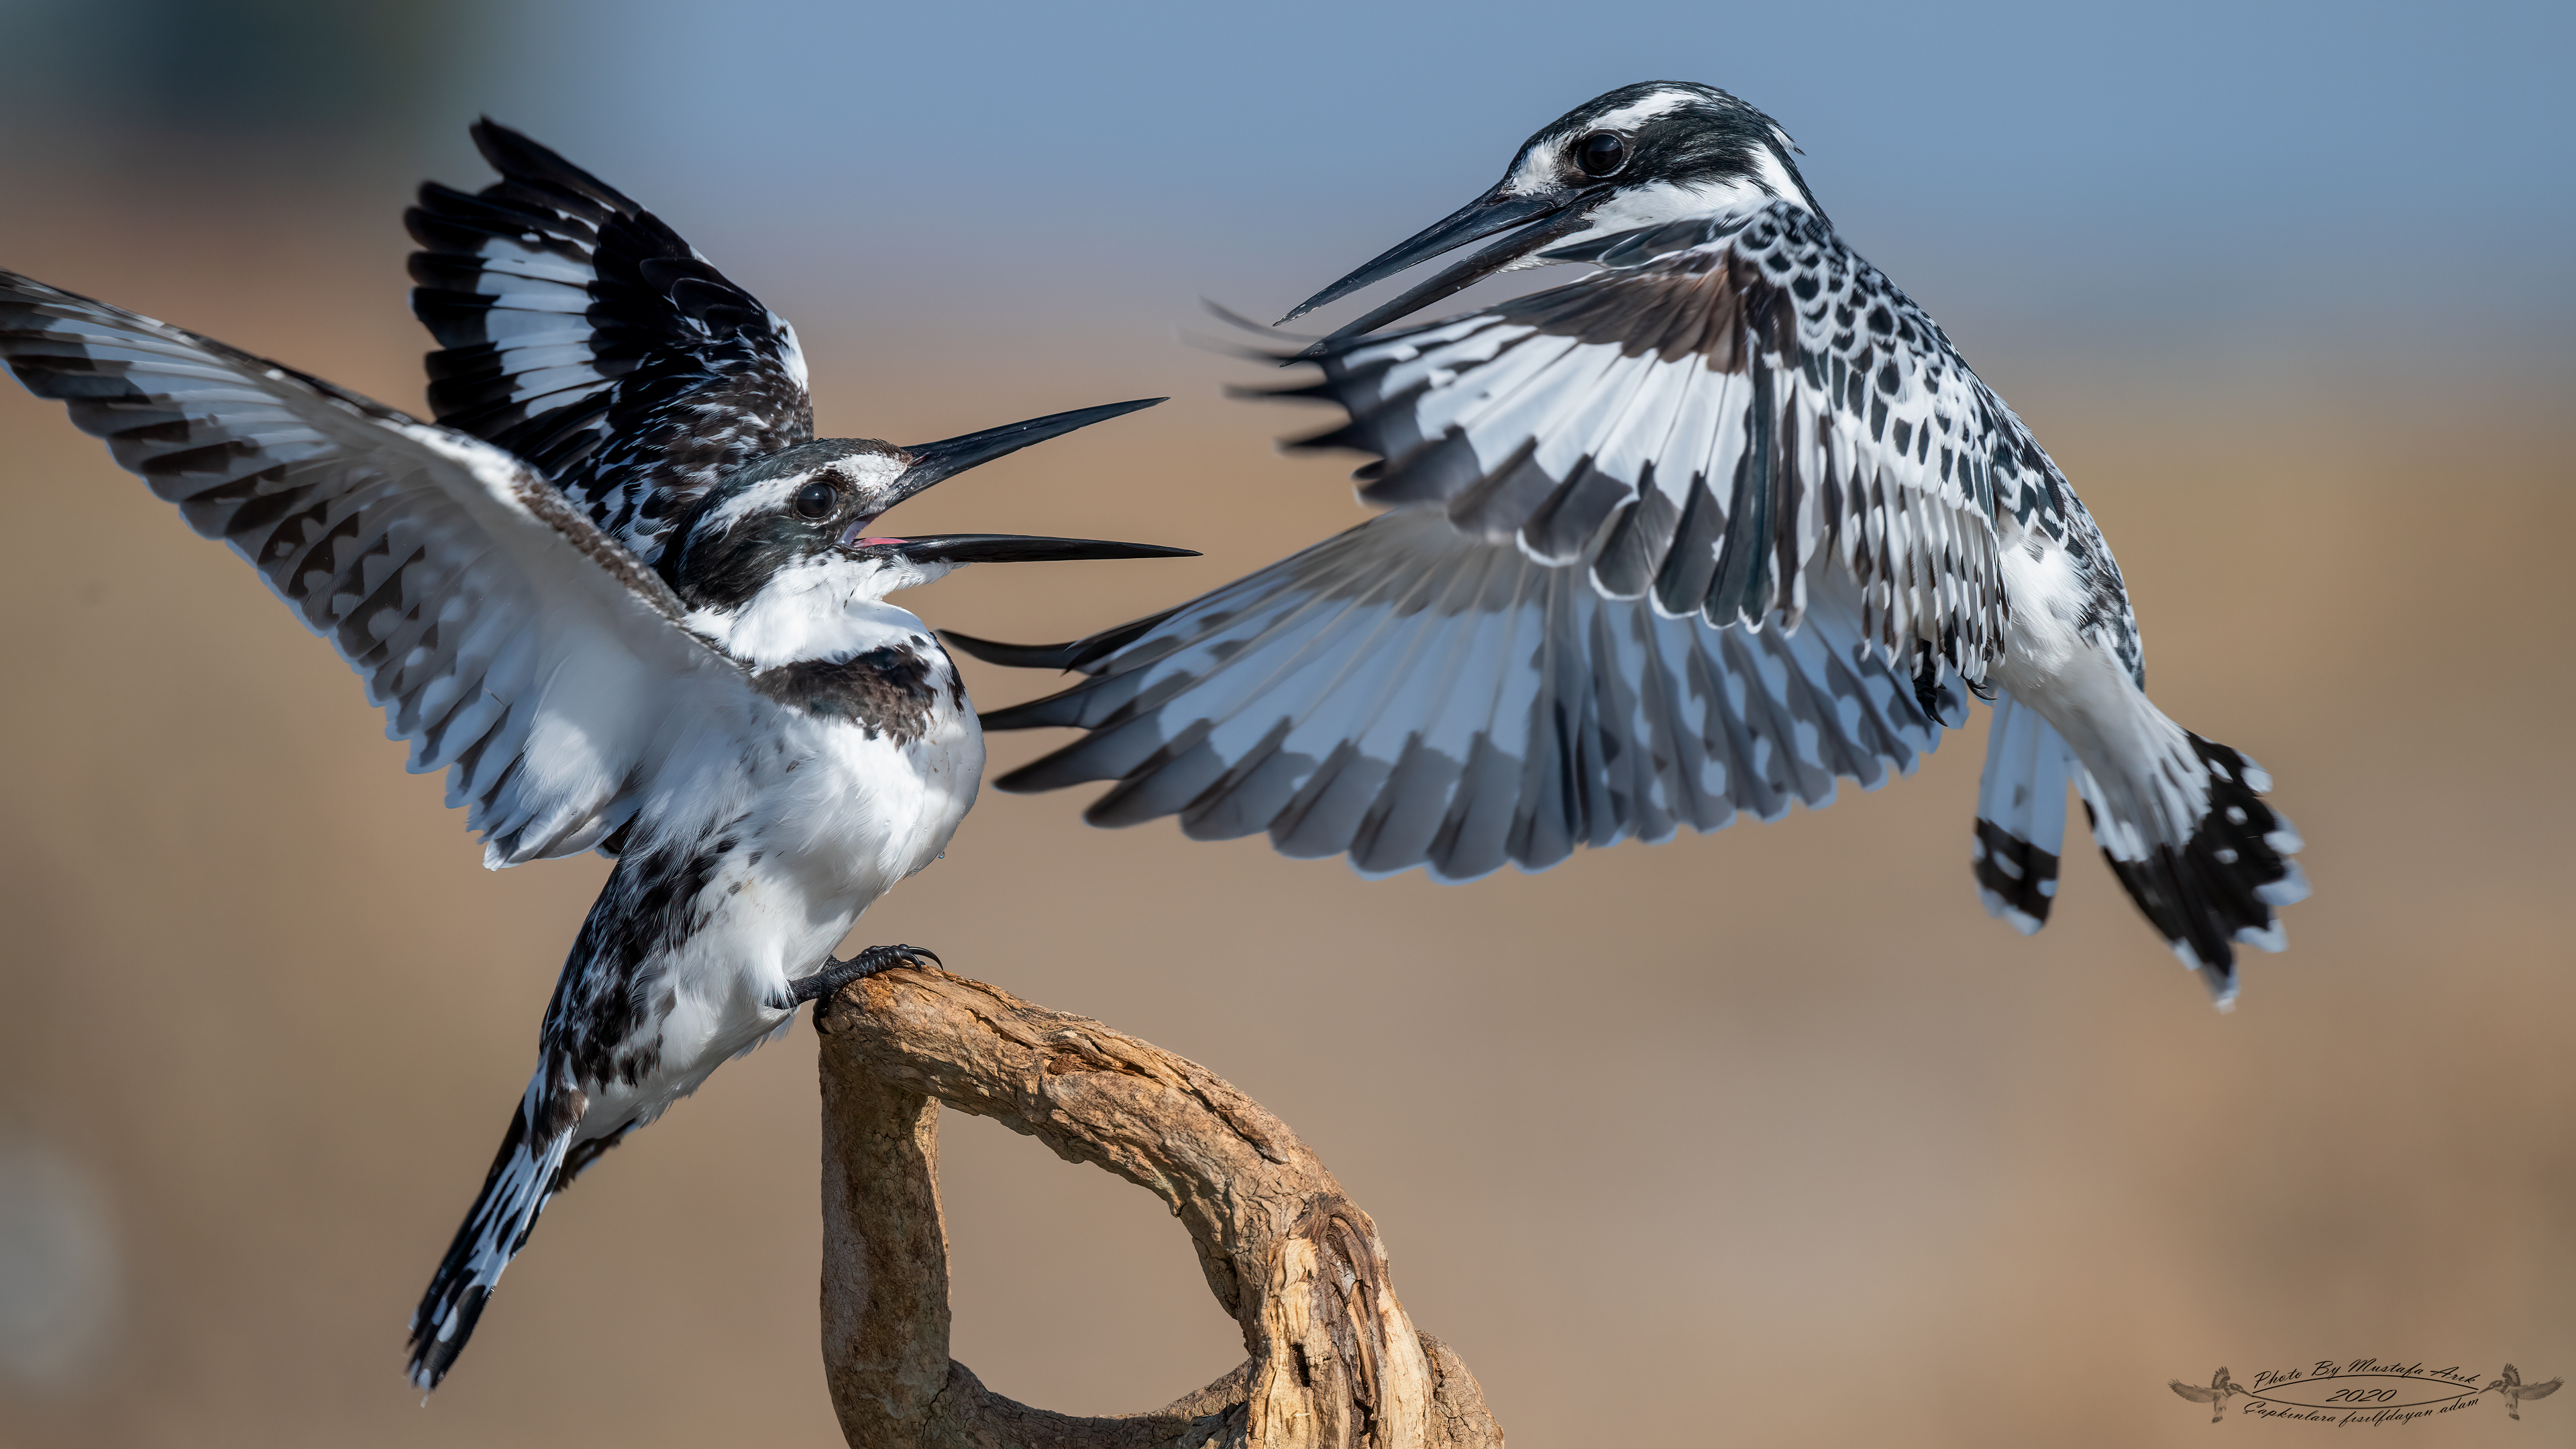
[881,397,1165,509]
[841,531,1198,566]
[1278,183,1605,349]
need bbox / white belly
[572,696,983,1138]
[776,700,986,902]
[1986,522,2198,848]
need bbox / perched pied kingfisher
[0,128,1185,1393]
[951,82,2308,1002]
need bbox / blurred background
[1,1,2570,1444]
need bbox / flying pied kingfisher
[0,125,1187,1393]
[950,82,2308,1003]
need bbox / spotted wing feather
[1281,203,2124,683]
[407,119,813,563]
[0,270,739,867]
[967,201,2038,878]
[971,509,1949,881]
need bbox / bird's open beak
[844,396,1189,563]
[839,531,1197,566]
[878,396,1165,510]
[1278,181,1606,347]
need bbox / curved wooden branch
[815,964,1503,1449]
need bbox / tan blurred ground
[1,182,2571,1448]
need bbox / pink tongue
[857,537,906,547]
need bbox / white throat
[686,553,955,668]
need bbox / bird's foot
[1911,649,1970,724]
[788,943,943,1006]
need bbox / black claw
[786,943,943,1006]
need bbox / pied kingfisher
[0,126,1185,1392]
[952,82,2308,1002]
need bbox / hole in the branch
[934,1108,1245,1414]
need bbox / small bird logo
[2169,1367,2249,1423]
[2485,1364,2562,1421]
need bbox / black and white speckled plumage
[0,246,1171,1392]
[977,511,1959,879]
[963,82,2306,1002]
[407,120,816,563]
[1314,202,2143,692]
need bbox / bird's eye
[1576,131,1627,177]
[794,480,839,519]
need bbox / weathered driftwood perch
[814,963,1504,1449]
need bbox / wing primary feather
[0,269,734,867]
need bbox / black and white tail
[407,1073,590,1391]
[1974,691,2308,1006]
[1973,694,2078,936]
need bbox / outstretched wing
[2518,1379,2563,1401]
[2169,1382,2221,1403]
[407,119,814,563]
[0,271,740,867]
[1283,202,2081,678]
[965,510,1956,882]
[967,201,2042,878]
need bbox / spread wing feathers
[967,509,1954,882]
[2169,1381,2223,1403]
[407,119,813,562]
[1973,693,2078,935]
[0,271,736,867]
[1265,202,2090,685]
[2517,1380,2563,1401]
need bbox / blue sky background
[4,0,2571,358]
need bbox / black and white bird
[2169,1366,2248,1422]
[2485,1364,2562,1421]
[953,82,2308,1002]
[0,128,1183,1393]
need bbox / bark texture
[815,964,1503,1449]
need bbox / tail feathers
[407,1082,587,1392]
[2080,733,2309,1007]
[1972,694,2076,935]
